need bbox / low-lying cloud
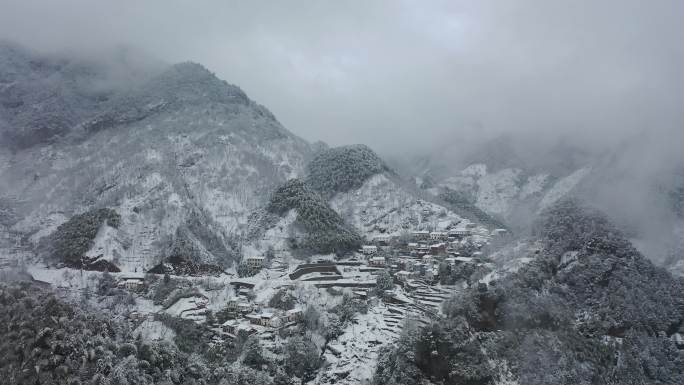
[1,0,682,156]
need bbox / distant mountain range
[398,133,684,275]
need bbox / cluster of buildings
[116,222,508,342]
[392,255,475,284]
[221,306,303,337]
[219,293,303,338]
[362,226,485,255]
[358,223,506,285]
[239,256,267,275]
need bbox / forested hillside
[40,208,121,271]
[266,178,362,256]
[305,144,390,199]
[0,282,222,385]
[374,199,684,385]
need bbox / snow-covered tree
[375,269,394,292]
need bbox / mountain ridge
[0,44,314,272]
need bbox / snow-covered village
[4,2,684,384]
[18,211,516,384]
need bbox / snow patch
[538,167,591,210]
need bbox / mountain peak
[142,61,251,108]
[305,144,391,198]
[160,61,227,91]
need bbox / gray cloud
[0,0,682,156]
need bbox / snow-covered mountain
[246,144,493,260]
[2,43,683,385]
[434,163,591,224]
[331,173,474,238]
[0,43,313,272]
[395,136,595,234]
[404,133,684,274]
[0,44,496,273]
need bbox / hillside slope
[247,144,494,259]
[0,44,312,272]
[374,199,684,385]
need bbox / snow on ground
[164,295,209,322]
[438,163,589,222]
[83,222,129,267]
[519,173,550,200]
[317,302,419,385]
[330,174,467,237]
[475,168,523,216]
[538,167,591,211]
[27,265,101,289]
[135,297,160,314]
[134,319,176,342]
[480,240,541,284]
[251,274,291,305]
[13,212,68,245]
[244,209,298,261]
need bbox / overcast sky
[0,0,682,155]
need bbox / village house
[430,243,447,255]
[454,256,475,264]
[236,323,258,336]
[412,230,430,241]
[259,312,281,328]
[118,273,145,291]
[246,313,261,325]
[398,257,416,270]
[286,308,303,323]
[422,255,434,265]
[222,319,240,335]
[395,270,412,282]
[368,256,386,267]
[412,261,427,276]
[237,302,253,314]
[244,256,266,270]
[225,299,239,313]
[491,228,508,237]
[415,244,430,255]
[407,242,419,252]
[430,232,448,241]
[373,235,391,245]
[449,229,472,238]
[361,245,378,255]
